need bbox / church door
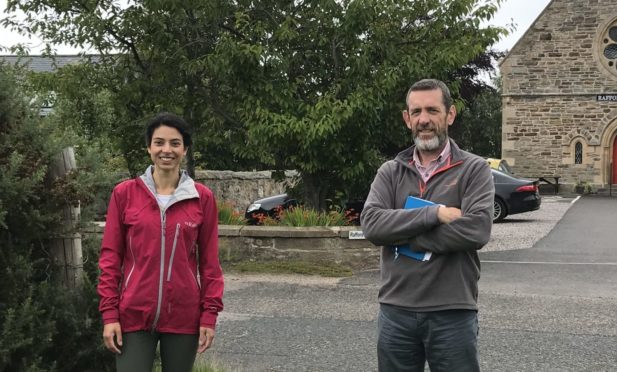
[613,136,617,184]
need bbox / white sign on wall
[348,230,365,240]
[597,94,617,101]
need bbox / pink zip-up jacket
[97,166,224,334]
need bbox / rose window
[600,21,617,77]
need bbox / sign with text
[597,94,617,102]
[348,230,365,240]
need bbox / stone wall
[500,0,617,187]
[85,223,379,269]
[195,170,297,211]
[218,226,379,270]
[501,96,615,184]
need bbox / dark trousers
[116,331,199,372]
[377,304,480,372]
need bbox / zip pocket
[124,236,136,289]
[166,224,180,282]
[188,267,201,290]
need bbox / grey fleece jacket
[361,139,494,311]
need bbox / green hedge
[0,64,114,371]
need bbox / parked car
[486,158,514,175]
[245,194,298,223]
[245,169,541,224]
[492,168,541,222]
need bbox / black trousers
[115,331,199,372]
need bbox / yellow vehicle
[486,158,513,175]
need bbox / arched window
[574,142,583,164]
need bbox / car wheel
[493,198,507,223]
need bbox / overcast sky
[0,0,552,54]
[487,0,552,52]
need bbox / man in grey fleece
[361,79,494,372]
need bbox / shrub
[251,212,280,226]
[249,206,284,226]
[217,202,246,225]
[278,205,348,227]
[0,64,113,371]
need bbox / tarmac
[203,195,617,372]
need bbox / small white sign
[348,230,365,240]
[597,94,617,101]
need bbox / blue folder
[391,196,434,261]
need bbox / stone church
[499,0,617,191]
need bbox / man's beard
[413,131,447,151]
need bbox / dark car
[492,168,541,222]
[245,169,541,224]
[245,194,298,223]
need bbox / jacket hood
[139,166,199,207]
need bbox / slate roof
[0,54,101,73]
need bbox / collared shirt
[412,140,451,183]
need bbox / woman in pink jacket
[97,112,224,371]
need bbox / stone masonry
[85,222,379,270]
[195,170,296,211]
[500,0,617,189]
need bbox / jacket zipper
[151,210,166,331]
[189,263,201,289]
[167,224,180,282]
[419,159,464,197]
[124,237,136,289]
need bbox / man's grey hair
[405,79,453,110]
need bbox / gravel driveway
[483,195,575,252]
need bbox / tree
[3,0,259,176]
[0,64,113,371]
[3,0,507,209]
[452,76,503,157]
[227,0,508,208]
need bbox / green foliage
[217,202,246,225]
[249,212,280,226]
[452,77,503,157]
[3,0,508,207]
[575,181,593,194]
[232,0,508,208]
[0,65,113,371]
[248,203,357,226]
[277,206,349,227]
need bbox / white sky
[0,0,552,54]
[487,0,552,52]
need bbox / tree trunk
[49,147,83,289]
[184,86,196,178]
[302,173,328,211]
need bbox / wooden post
[49,147,83,289]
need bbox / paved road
[202,196,617,371]
[477,196,617,371]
